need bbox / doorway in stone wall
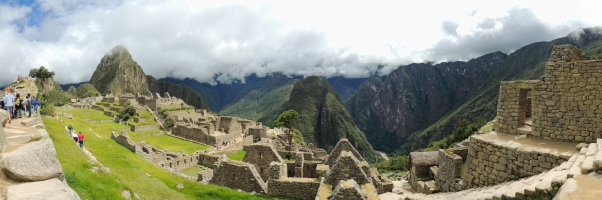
[517,88,533,135]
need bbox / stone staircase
[396,139,602,200]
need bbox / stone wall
[197,167,213,182]
[218,117,242,135]
[242,144,283,181]
[198,153,220,168]
[250,128,266,142]
[496,80,538,135]
[325,139,365,166]
[435,148,465,192]
[130,124,159,132]
[463,136,570,188]
[325,151,370,186]
[531,51,602,142]
[267,178,321,200]
[111,131,137,152]
[172,124,238,145]
[210,159,267,193]
[497,45,602,142]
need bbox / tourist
[33,97,39,114]
[0,97,4,109]
[4,90,14,123]
[77,132,85,148]
[25,93,32,118]
[71,131,78,142]
[68,124,73,132]
[15,93,22,119]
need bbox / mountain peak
[105,45,130,57]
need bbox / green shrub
[164,116,175,128]
[41,104,56,116]
[118,103,137,121]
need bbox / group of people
[1,89,40,124]
[213,139,239,150]
[68,124,85,148]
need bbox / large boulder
[0,139,63,181]
[6,178,80,200]
[0,109,8,127]
[0,123,6,153]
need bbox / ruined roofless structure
[403,45,602,199]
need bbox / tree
[67,86,77,97]
[29,66,55,80]
[273,110,299,158]
[118,103,137,121]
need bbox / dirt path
[376,151,389,161]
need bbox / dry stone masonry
[403,45,602,199]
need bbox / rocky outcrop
[0,109,8,127]
[6,178,80,200]
[0,139,64,181]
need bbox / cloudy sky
[0,0,600,86]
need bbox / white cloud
[0,0,601,86]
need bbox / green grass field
[180,166,206,177]
[44,109,271,200]
[227,150,247,161]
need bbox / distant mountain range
[70,27,602,158]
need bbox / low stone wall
[198,153,220,168]
[267,178,320,200]
[111,131,137,152]
[130,124,159,132]
[210,159,267,193]
[197,167,214,182]
[435,148,465,192]
[463,135,570,188]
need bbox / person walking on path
[4,89,15,124]
[33,97,39,114]
[71,131,78,142]
[68,124,73,132]
[77,132,85,148]
[25,93,32,118]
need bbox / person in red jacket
[77,132,85,148]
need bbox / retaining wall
[463,135,570,188]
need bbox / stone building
[497,44,601,142]
[406,44,602,195]
[407,151,439,194]
[242,143,283,181]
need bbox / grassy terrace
[45,109,269,199]
[60,108,209,154]
[227,150,246,161]
[128,120,159,126]
[180,166,206,177]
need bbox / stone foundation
[267,178,320,200]
[463,135,571,188]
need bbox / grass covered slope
[43,109,268,199]
[288,76,382,163]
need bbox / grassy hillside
[43,108,268,200]
[219,76,297,125]
[288,76,382,163]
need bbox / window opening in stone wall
[518,88,533,135]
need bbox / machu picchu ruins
[390,44,602,199]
